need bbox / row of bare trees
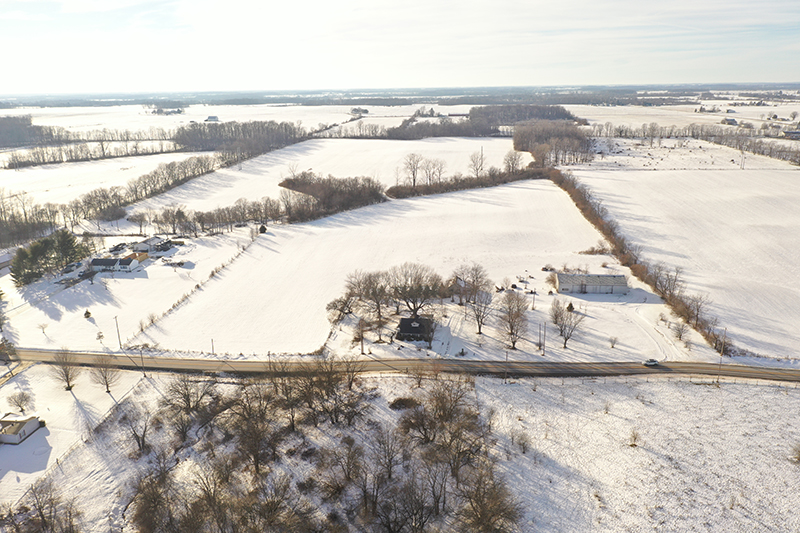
[513,120,593,166]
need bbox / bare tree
[672,321,689,341]
[347,270,392,341]
[91,353,120,393]
[457,461,522,533]
[468,150,486,178]
[550,298,586,348]
[422,158,446,185]
[499,291,527,349]
[404,153,424,188]
[389,262,443,318]
[470,290,493,335]
[52,349,82,390]
[162,373,217,416]
[7,391,32,413]
[121,402,151,454]
[503,150,523,174]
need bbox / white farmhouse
[0,413,42,444]
[556,273,628,295]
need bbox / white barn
[556,273,628,295]
[0,413,41,444]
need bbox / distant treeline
[513,120,593,166]
[172,120,305,155]
[386,167,556,198]
[384,104,579,140]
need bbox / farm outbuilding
[133,237,171,254]
[556,273,628,295]
[0,414,42,445]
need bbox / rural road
[8,348,800,383]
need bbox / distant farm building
[204,116,220,122]
[556,273,628,295]
[0,414,42,445]
[783,131,800,140]
[721,118,738,126]
[133,237,171,254]
[396,317,433,342]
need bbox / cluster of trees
[10,230,85,286]
[172,120,305,157]
[279,171,386,222]
[549,169,726,353]
[513,120,593,166]
[110,369,523,533]
[468,104,578,128]
[336,262,534,351]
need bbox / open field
[130,137,529,214]
[0,151,205,206]
[571,138,800,360]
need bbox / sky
[0,0,799,95]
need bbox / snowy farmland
[130,137,529,215]
[0,151,205,206]
[132,179,716,364]
[571,138,800,361]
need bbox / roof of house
[118,258,135,266]
[90,258,118,266]
[141,236,168,246]
[398,317,433,334]
[556,273,628,286]
[0,414,37,436]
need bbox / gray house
[556,273,628,295]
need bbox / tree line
[279,171,386,222]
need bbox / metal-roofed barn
[556,273,628,295]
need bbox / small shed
[396,317,433,342]
[0,253,13,270]
[556,273,628,295]
[0,413,41,444]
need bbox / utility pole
[504,350,508,384]
[114,316,122,351]
[716,328,727,385]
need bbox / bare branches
[52,348,82,391]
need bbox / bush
[389,397,420,411]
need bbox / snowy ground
[480,375,800,532]
[0,231,249,352]
[129,137,528,215]
[0,362,144,507]
[569,138,800,361]
[0,151,205,206]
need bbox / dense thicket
[513,120,593,166]
[469,104,577,126]
[0,116,39,148]
[386,167,555,198]
[279,172,385,222]
[172,120,304,156]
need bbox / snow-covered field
[0,151,205,206]
[130,137,527,215]
[132,179,716,365]
[481,375,800,532]
[0,103,472,134]
[570,138,800,360]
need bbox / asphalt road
[9,348,800,383]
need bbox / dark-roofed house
[396,317,433,342]
[117,258,139,272]
[0,414,42,444]
[90,258,119,272]
[556,273,628,295]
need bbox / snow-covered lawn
[0,363,143,507]
[130,137,529,215]
[0,152,206,206]
[569,138,800,360]
[0,231,249,352]
[481,375,800,532]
